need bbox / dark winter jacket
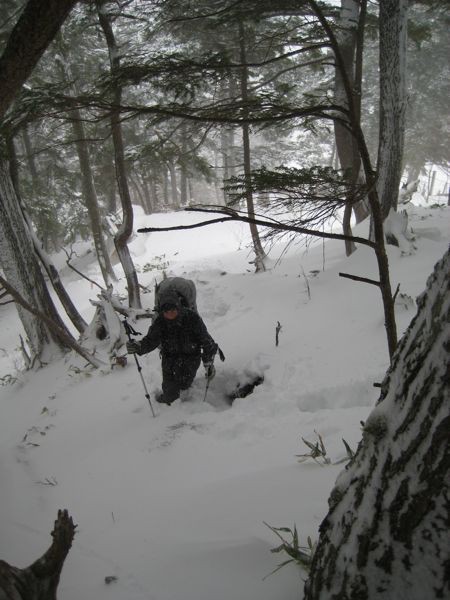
[138,308,217,365]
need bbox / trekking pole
[203,346,225,403]
[202,376,211,403]
[123,319,156,418]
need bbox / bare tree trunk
[351,1,370,225]
[0,510,76,600]
[162,167,169,206]
[19,127,55,252]
[70,107,117,286]
[0,158,71,360]
[238,22,266,272]
[310,0,398,360]
[0,0,78,120]
[213,148,223,205]
[139,171,154,213]
[148,170,159,208]
[7,136,88,335]
[128,170,143,210]
[102,158,117,213]
[0,0,82,363]
[219,78,235,205]
[220,125,230,204]
[180,167,188,206]
[180,122,189,206]
[21,125,39,186]
[168,158,179,207]
[333,0,359,175]
[305,249,450,600]
[97,1,141,308]
[376,0,408,219]
[334,0,368,255]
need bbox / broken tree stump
[0,509,76,600]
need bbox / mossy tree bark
[305,249,450,600]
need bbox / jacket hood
[158,290,181,311]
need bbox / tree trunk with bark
[0,0,82,361]
[179,122,190,206]
[305,248,450,600]
[0,158,71,360]
[147,170,159,209]
[168,158,179,207]
[376,0,408,219]
[162,167,169,206]
[97,0,141,308]
[139,170,154,213]
[71,107,117,286]
[102,158,117,214]
[0,0,78,120]
[7,136,88,335]
[238,22,266,272]
[21,126,39,187]
[0,510,76,600]
[310,0,398,360]
[0,0,87,363]
[334,0,368,255]
[333,0,360,175]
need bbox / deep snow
[0,195,448,599]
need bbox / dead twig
[62,246,104,291]
[275,321,282,346]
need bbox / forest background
[0,1,449,599]
[1,0,448,366]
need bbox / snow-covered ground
[0,195,448,600]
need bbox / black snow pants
[161,353,201,403]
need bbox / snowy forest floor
[0,199,449,600]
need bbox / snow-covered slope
[0,201,448,600]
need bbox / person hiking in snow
[126,289,217,405]
[155,276,198,313]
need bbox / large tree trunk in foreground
[0,0,78,120]
[0,0,79,361]
[0,510,76,600]
[7,136,88,336]
[0,159,71,360]
[305,248,450,600]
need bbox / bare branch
[62,247,105,291]
[0,274,103,368]
[137,206,377,249]
[339,272,380,287]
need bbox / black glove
[204,362,216,381]
[126,340,141,355]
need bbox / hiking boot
[155,391,173,406]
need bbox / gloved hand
[126,340,141,355]
[204,362,216,381]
